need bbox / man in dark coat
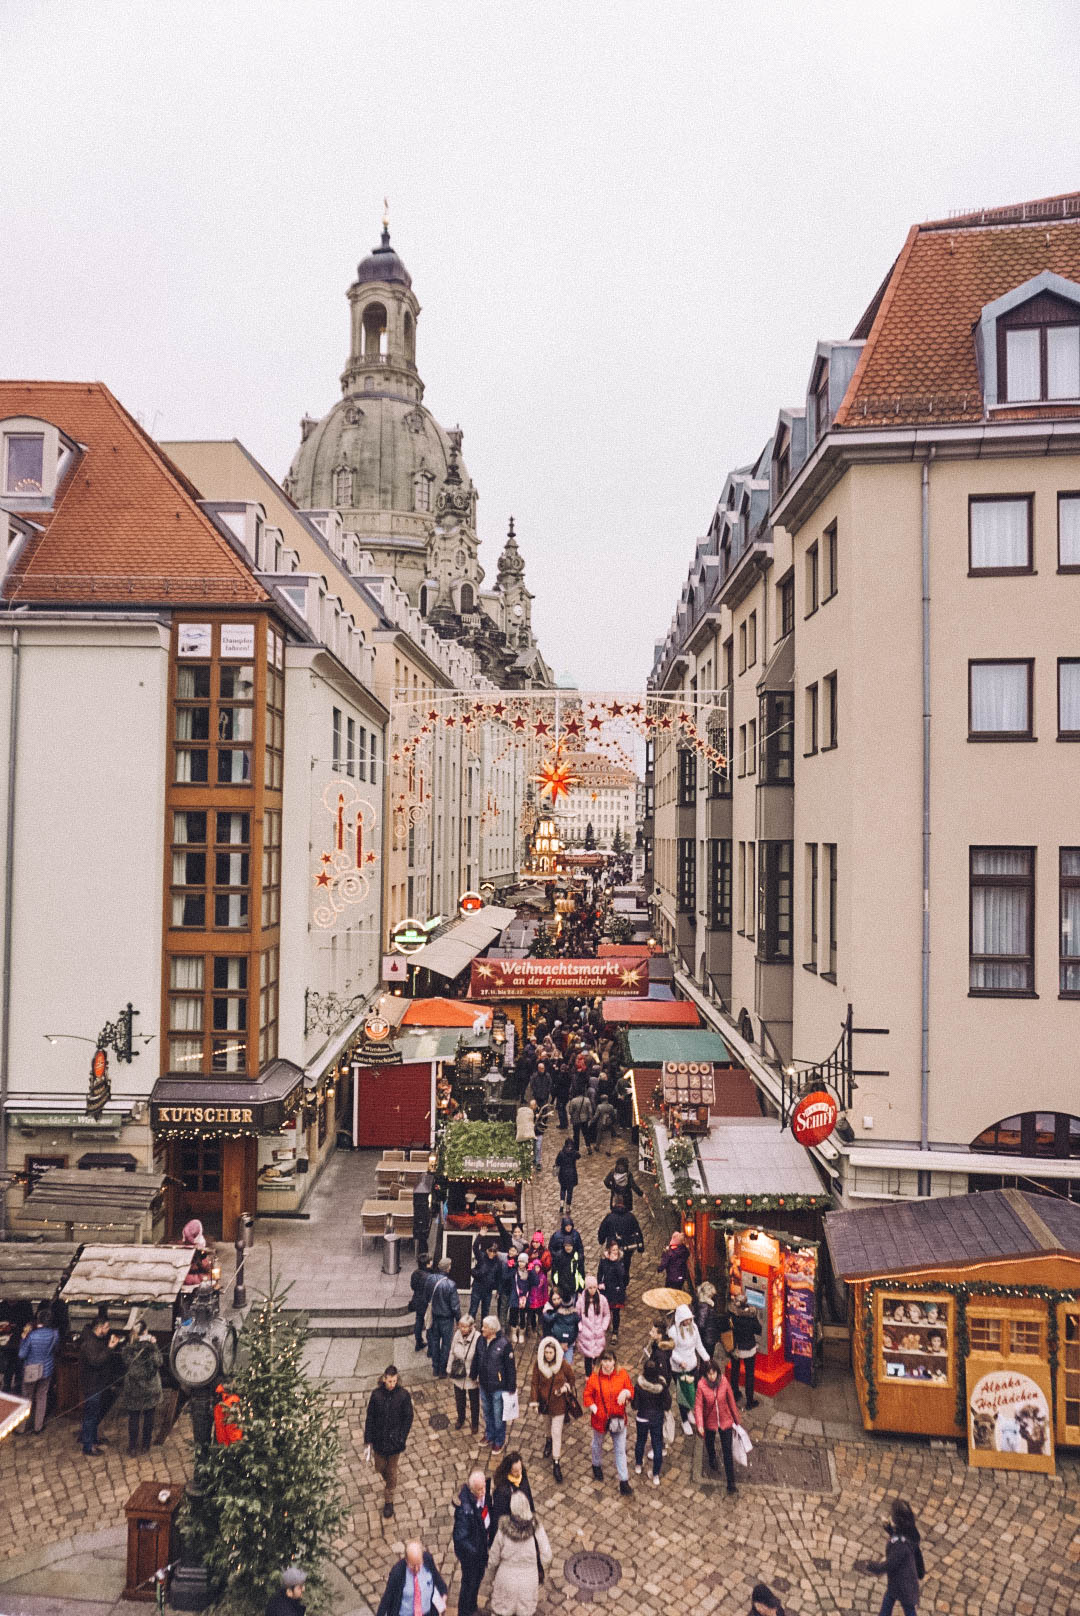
[78,1315,120,1456]
[363,1366,414,1519]
[548,1215,586,1297]
[597,1201,645,1283]
[409,1254,433,1354]
[265,1565,306,1615]
[428,1257,461,1378]
[473,1315,516,1455]
[452,1469,490,1616]
[468,1238,500,1323]
[375,1542,446,1616]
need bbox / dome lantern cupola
[341,208,423,403]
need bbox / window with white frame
[969,497,1033,573]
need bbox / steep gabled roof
[835,191,1080,428]
[1,382,267,606]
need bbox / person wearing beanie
[575,1276,611,1374]
[488,1489,552,1616]
[265,1565,306,1615]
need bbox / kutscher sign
[469,957,649,999]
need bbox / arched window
[333,466,352,506]
[419,582,434,617]
[458,582,475,613]
[972,1112,1080,1159]
[362,302,388,358]
[403,310,415,363]
[414,473,431,513]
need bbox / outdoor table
[641,1286,692,1311]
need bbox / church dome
[354,227,412,289]
[286,391,470,519]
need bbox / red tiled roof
[1,382,267,605]
[835,192,1080,428]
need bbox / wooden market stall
[52,1244,196,1414]
[825,1187,1080,1472]
[651,1111,830,1395]
[601,998,702,1029]
[16,1168,167,1244]
[0,1243,80,1395]
[436,1120,531,1288]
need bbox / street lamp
[168,1284,238,1611]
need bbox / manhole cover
[695,1440,834,1493]
[429,1411,450,1431]
[563,1552,622,1601]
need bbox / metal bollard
[382,1223,400,1277]
[238,1210,254,1248]
[233,1238,247,1310]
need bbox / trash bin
[382,1227,400,1276]
[123,1481,184,1602]
[238,1211,254,1248]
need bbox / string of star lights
[388,687,730,841]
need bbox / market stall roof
[16,1169,166,1231]
[597,944,651,959]
[696,1119,825,1198]
[409,907,515,980]
[825,1188,1080,1282]
[61,1243,196,1304]
[647,984,675,1000]
[0,1242,81,1301]
[627,1028,731,1065]
[602,998,701,1027]
[396,1027,489,1063]
[648,956,674,983]
[401,997,493,1029]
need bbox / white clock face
[174,1336,219,1387]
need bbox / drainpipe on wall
[918,452,935,1195]
[0,625,21,1241]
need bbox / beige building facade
[648,194,1080,1207]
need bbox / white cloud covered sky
[2,0,1078,686]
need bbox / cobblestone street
[3,1127,1080,1614]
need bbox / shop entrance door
[175,1137,223,1239]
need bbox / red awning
[601,999,701,1027]
[400,998,493,1029]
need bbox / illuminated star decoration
[536,750,577,805]
[620,966,642,987]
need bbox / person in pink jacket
[694,1358,739,1494]
[526,1260,549,1332]
[575,1276,611,1373]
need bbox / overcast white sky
[3,1,1078,687]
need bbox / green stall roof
[626,1028,732,1066]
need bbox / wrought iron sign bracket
[779,1002,889,1128]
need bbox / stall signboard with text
[783,1245,817,1385]
[469,957,648,999]
[967,1359,1055,1474]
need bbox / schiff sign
[468,957,649,1000]
[789,1089,839,1148]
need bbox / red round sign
[790,1089,838,1147]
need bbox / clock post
[168,1284,237,1611]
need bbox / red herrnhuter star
[535,755,576,805]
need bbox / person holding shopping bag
[694,1358,740,1494]
[528,1334,577,1485]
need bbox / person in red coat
[584,1349,634,1496]
[694,1358,739,1493]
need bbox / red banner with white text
[469,956,649,1000]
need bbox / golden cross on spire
[382,195,390,233]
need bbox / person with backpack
[864,1499,925,1616]
[596,1200,645,1284]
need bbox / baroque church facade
[284,223,552,688]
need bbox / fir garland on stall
[861,1277,1080,1429]
[182,1279,346,1612]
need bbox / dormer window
[774,429,791,499]
[4,433,44,495]
[999,292,1080,402]
[813,359,831,439]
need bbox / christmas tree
[184,1280,346,1611]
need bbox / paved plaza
[2,1129,1080,1614]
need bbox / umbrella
[640,1286,692,1311]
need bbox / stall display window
[879,1295,950,1383]
[1064,1313,1080,1436]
